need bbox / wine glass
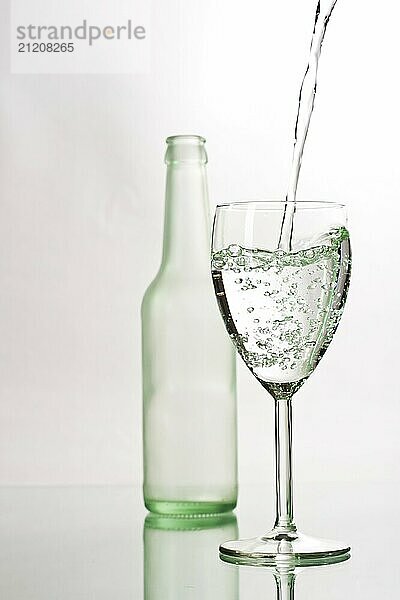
[211,200,351,565]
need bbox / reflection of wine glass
[144,513,238,599]
[221,552,350,599]
[211,201,352,565]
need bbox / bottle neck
[161,162,211,274]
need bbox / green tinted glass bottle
[142,135,237,515]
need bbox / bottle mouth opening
[165,135,208,165]
[166,135,206,145]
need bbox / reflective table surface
[0,482,397,598]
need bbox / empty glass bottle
[142,135,237,515]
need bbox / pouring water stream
[278,0,339,251]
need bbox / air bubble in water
[228,244,242,257]
[213,258,225,269]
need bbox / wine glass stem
[274,397,296,532]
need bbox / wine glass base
[220,530,350,567]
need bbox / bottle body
[142,136,237,514]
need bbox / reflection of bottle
[144,513,239,600]
[142,135,237,515]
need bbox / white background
[0,0,399,487]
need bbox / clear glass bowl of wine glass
[211,200,351,566]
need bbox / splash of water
[278,0,338,251]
